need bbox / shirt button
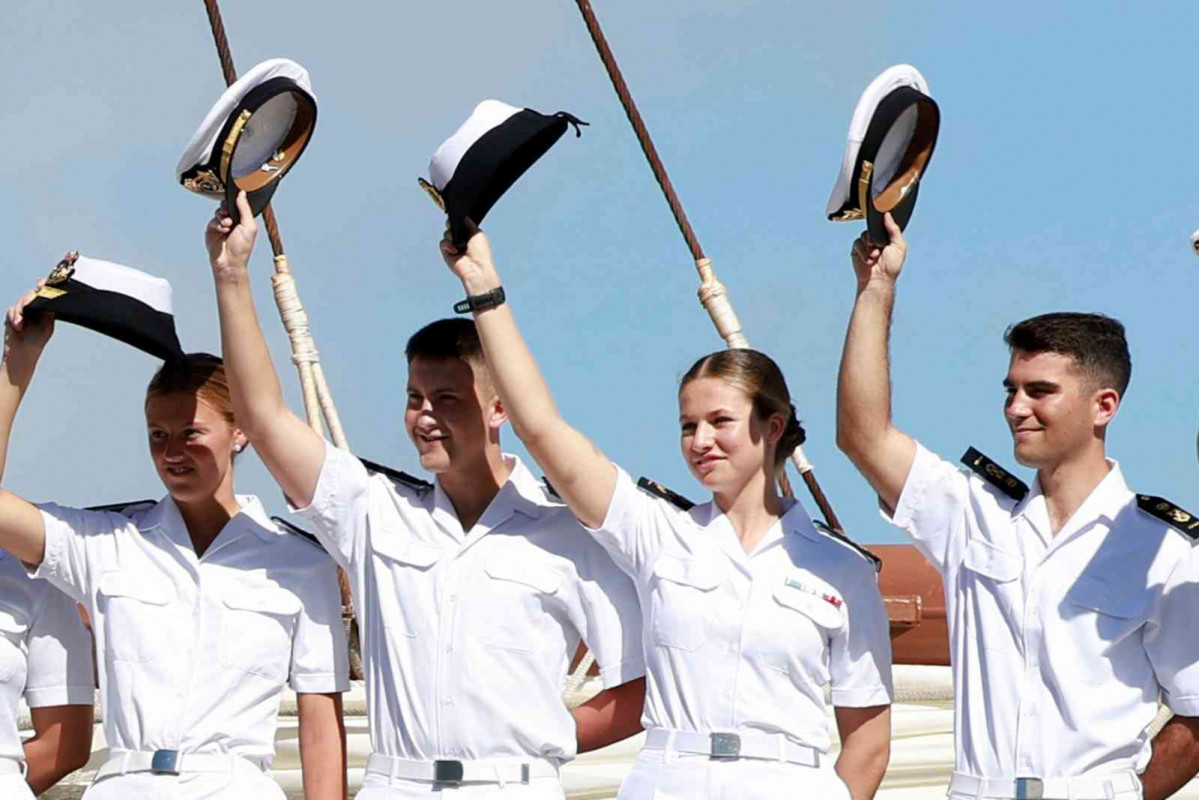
[445,645,453,654]
[442,697,453,706]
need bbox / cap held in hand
[827,64,939,243]
[24,252,184,360]
[420,100,587,245]
[176,58,317,224]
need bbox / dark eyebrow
[1025,380,1059,392]
[1002,379,1015,389]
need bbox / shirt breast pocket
[0,610,29,683]
[371,536,443,639]
[219,587,302,683]
[97,571,174,664]
[758,585,845,676]
[960,539,1022,653]
[649,555,721,652]
[1064,576,1147,685]
[480,560,560,654]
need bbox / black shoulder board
[812,520,882,572]
[637,477,695,511]
[359,457,433,494]
[961,447,1028,501]
[270,516,326,551]
[1136,495,1199,541]
[85,500,157,516]
[541,476,561,499]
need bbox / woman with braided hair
[440,222,893,800]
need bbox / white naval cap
[25,252,183,360]
[826,64,940,243]
[419,99,587,244]
[176,58,317,224]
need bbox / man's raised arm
[206,191,326,508]
[835,212,918,513]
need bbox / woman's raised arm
[440,222,617,530]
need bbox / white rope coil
[271,271,320,366]
[694,258,749,349]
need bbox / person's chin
[1011,441,1045,469]
[418,451,451,473]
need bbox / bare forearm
[836,278,897,456]
[24,705,93,795]
[835,741,889,800]
[571,677,645,753]
[213,271,289,434]
[1141,716,1199,800]
[298,693,347,800]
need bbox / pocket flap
[373,535,443,568]
[773,583,846,629]
[484,561,559,595]
[224,587,302,616]
[98,571,173,605]
[1067,575,1145,619]
[652,555,720,591]
[962,539,1022,583]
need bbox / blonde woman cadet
[0,281,349,800]
[440,222,894,800]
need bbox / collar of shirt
[429,455,544,542]
[136,494,281,555]
[1011,459,1129,551]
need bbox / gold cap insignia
[182,168,224,195]
[46,251,79,286]
[418,177,446,212]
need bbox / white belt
[365,753,560,786]
[643,729,820,767]
[0,757,25,776]
[949,770,1141,799]
[96,749,267,781]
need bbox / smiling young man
[205,193,647,800]
[836,214,1199,800]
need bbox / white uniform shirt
[588,468,893,754]
[294,443,645,764]
[885,443,1199,779]
[0,551,93,762]
[34,495,349,765]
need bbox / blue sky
[3,2,1197,543]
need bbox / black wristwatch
[454,286,506,314]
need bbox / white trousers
[948,790,1142,800]
[81,770,286,800]
[355,772,566,800]
[0,773,33,800]
[616,748,852,800]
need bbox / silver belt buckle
[150,749,180,775]
[1014,777,1044,800]
[433,760,465,785]
[709,732,741,759]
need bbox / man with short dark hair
[836,214,1199,800]
[204,193,647,800]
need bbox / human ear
[1093,388,1120,427]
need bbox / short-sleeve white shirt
[293,443,645,764]
[885,443,1199,779]
[588,467,893,754]
[0,551,94,762]
[34,495,349,765]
